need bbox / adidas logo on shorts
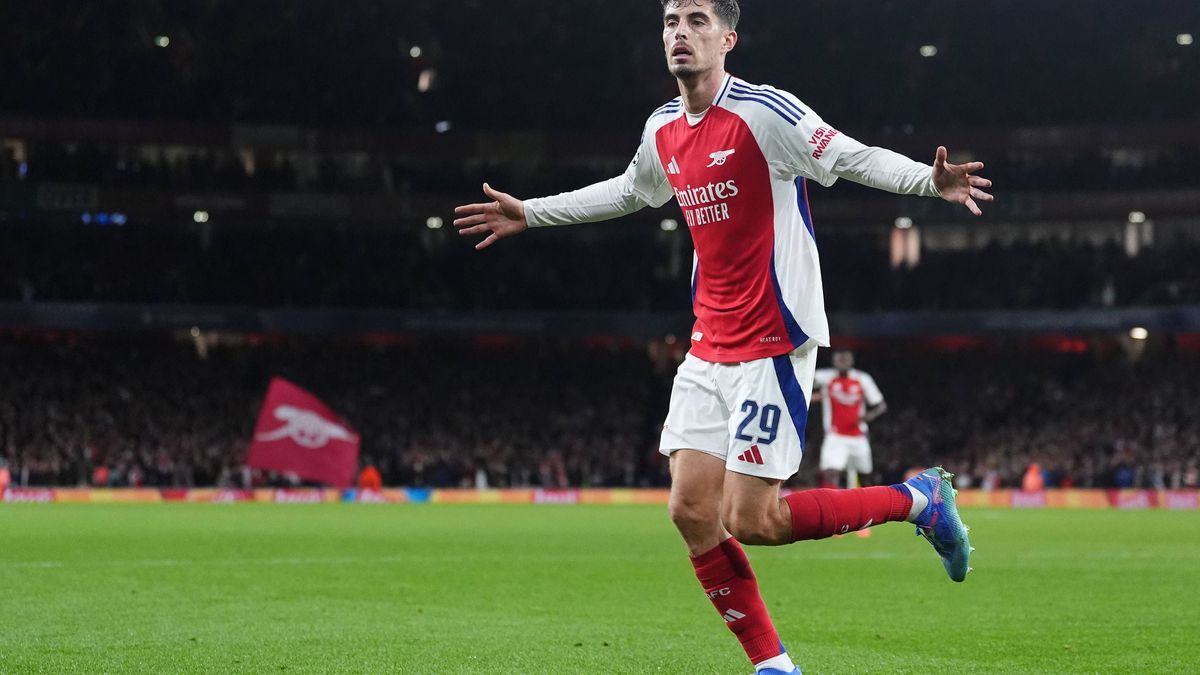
[736,445,765,465]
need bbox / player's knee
[668,493,717,533]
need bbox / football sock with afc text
[690,537,784,666]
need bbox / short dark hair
[661,0,740,30]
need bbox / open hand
[932,146,993,217]
[453,183,528,250]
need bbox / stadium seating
[3,334,1197,491]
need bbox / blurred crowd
[2,1,1195,131]
[827,237,1200,310]
[2,335,1198,491]
[5,139,1200,196]
[3,221,1199,311]
[0,139,611,197]
[0,336,668,490]
[861,347,1200,491]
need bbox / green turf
[1,504,1197,674]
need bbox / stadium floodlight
[193,210,209,223]
[1178,33,1194,46]
[154,35,170,48]
[434,120,452,134]
[660,218,678,232]
[895,217,914,230]
[426,216,443,229]
[1127,211,1146,224]
[418,69,436,92]
[409,46,423,58]
[919,45,938,58]
[1130,327,1149,341]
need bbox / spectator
[357,461,383,491]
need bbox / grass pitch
[1,504,1197,674]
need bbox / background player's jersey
[813,368,883,437]
[624,75,857,362]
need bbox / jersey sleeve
[765,94,937,195]
[813,368,835,390]
[524,116,673,228]
[860,372,884,406]
[755,89,858,188]
[627,121,675,207]
[831,145,940,197]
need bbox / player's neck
[675,68,726,115]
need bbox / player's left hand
[932,146,993,217]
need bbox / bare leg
[667,450,728,554]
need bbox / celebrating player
[813,350,887,489]
[454,1,987,672]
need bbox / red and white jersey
[813,368,884,437]
[524,73,938,363]
[632,75,856,361]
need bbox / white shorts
[659,340,818,481]
[819,433,873,473]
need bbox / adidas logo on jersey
[706,148,736,167]
[736,445,765,465]
[667,156,681,175]
[722,608,746,623]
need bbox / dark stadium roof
[2,0,1197,131]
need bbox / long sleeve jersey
[524,74,939,363]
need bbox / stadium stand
[3,221,1200,310]
[3,334,1197,491]
[1,0,1197,493]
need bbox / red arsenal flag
[246,377,360,488]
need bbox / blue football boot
[905,467,974,582]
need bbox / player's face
[833,351,854,372]
[662,1,735,79]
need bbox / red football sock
[784,486,913,541]
[690,538,783,665]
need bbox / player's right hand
[453,183,528,250]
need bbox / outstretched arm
[454,116,674,250]
[832,142,993,216]
[453,174,657,250]
[763,90,994,217]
